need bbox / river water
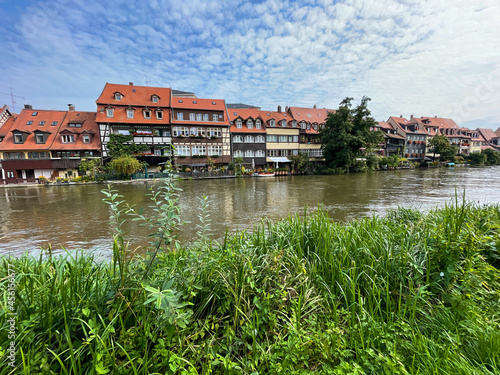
[1,166,499,257]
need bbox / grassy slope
[1,202,500,374]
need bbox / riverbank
[1,202,499,374]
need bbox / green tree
[482,149,500,165]
[107,134,148,158]
[233,156,244,175]
[79,158,101,179]
[469,152,487,165]
[109,155,143,177]
[288,152,311,173]
[320,97,383,170]
[428,134,456,161]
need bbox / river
[1,166,499,257]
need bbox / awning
[266,157,291,163]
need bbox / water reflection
[1,166,499,256]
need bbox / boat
[257,173,275,177]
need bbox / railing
[178,170,234,179]
[132,172,171,179]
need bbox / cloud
[0,0,499,129]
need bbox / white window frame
[191,145,206,156]
[236,119,242,128]
[255,135,265,143]
[35,133,45,144]
[206,128,221,137]
[62,134,75,143]
[244,150,254,157]
[83,135,90,143]
[255,150,265,157]
[127,109,134,119]
[143,109,151,119]
[281,120,287,127]
[244,135,254,143]
[106,108,114,118]
[213,114,218,122]
[156,110,163,120]
[203,114,209,121]
[247,120,253,129]
[233,150,243,158]
[208,145,222,156]
[177,112,184,120]
[152,96,158,103]
[176,145,190,156]
[196,113,202,121]
[270,120,275,127]
[14,134,24,144]
[255,120,261,129]
[190,113,195,121]
[173,127,189,136]
[233,135,243,143]
[115,93,122,100]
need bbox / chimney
[435,115,437,118]
[410,114,413,119]
[129,82,133,85]
[285,106,289,112]
[24,104,33,110]
[277,105,282,113]
[400,115,403,118]
[313,104,317,109]
[68,104,75,111]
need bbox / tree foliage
[79,158,102,178]
[109,155,143,177]
[288,152,311,173]
[320,96,384,169]
[428,134,456,161]
[482,148,500,165]
[107,134,148,158]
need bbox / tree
[79,158,101,178]
[320,97,383,170]
[107,134,148,158]
[482,149,500,165]
[288,152,311,173]
[428,134,454,160]
[109,155,143,177]
[233,156,244,175]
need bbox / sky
[1,0,499,130]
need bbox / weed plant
[1,178,499,374]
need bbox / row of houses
[0,82,499,183]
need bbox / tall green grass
[1,193,499,374]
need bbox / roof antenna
[144,75,151,86]
[0,82,25,113]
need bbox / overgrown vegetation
[1,181,500,373]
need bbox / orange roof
[0,109,66,151]
[477,128,498,142]
[288,106,335,124]
[377,121,394,131]
[495,127,500,137]
[51,111,101,151]
[96,83,172,107]
[171,97,226,111]
[228,108,267,133]
[0,116,15,138]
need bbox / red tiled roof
[0,116,15,137]
[171,97,226,111]
[51,112,101,151]
[377,121,394,130]
[495,127,500,137]
[477,128,498,142]
[288,106,335,124]
[261,110,295,129]
[96,83,172,107]
[0,109,67,151]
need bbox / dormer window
[127,109,134,119]
[281,120,286,127]
[306,124,311,130]
[270,120,275,127]
[83,135,91,143]
[152,95,159,103]
[115,93,122,100]
[292,121,297,128]
[62,134,75,143]
[143,109,151,119]
[313,125,318,130]
[247,120,253,129]
[301,122,306,129]
[256,120,261,129]
[106,108,114,118]
[35,133,45,144]
[236,119,242,128]
[156,110,163,120]
[14,133,24,144]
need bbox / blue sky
[1,0,499,129]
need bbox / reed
[1,194,499,374]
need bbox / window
[196,113,202,121]
[127,109,134,119]
[293,135,298,142]
[83,135,90,143]
[278,135,288,142]
[68,123,82,128]
[190,127,205,136]
[28,152,49,159]
[313,125,318,130]
[203,114,208,121]
[14,134,24,144]
[267,149,278,156]
[106,108,114,118]
[143,110,151,119]
[267,135,277,142]
[62,135,75,143]
[176,145,190,156]
[301,122,306,129]
[234,150,243,158]
[39,121,46,126]
[177,112,184,120]
[306,124,310,130]
[255,135,265,143]
[117,129,130,135]
[7,172,14,178]
[247,120,253,129]
[270,120,275,127]
[309,149,323,157]
[281,120,287,127]
[255,120,261,129]
[190,113,196,121]
[152,96,158,103]
[244,135,254,143]
[213,114,218,122]
[5,152,25,159]
[236,119,242,128]
[233,135,243,143]
[292,121,297,128]
[35,133,45,144]
[255,150,265,157]
[208,145,222,155]
[173,127,189,136]
[32,112,38,116]
[115,93,122,100]
[26,121,33,125]
[156,110,163,120]
[191,145,206,155]
[244,150,255,157]
[206,128,221,137]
